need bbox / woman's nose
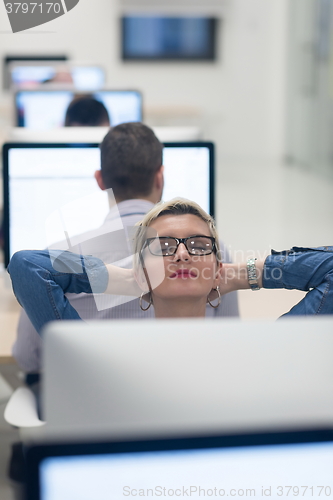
[174,242,190,261]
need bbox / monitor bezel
[14,88,143,127]
[25,428,333,500]
[2,141,215,267]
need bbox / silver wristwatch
[247,258,260,291]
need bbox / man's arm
[12,310,42,373]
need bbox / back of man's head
[65,96,110,127]
[100,122,163,201]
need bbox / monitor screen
[3,142,214,266]
[10,64,105,90]
[15,90,142,129]
[26,431,333,500]
[122,16,217,60]
[3,55,68,89]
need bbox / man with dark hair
[65,96,110,127]
[13,123,239,375]
[97,122,163,201]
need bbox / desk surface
[0,268,21,362]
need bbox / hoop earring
[140,292,152,311]
[207,286,221,309]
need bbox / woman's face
[140,213,221,303]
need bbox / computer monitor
[41,317,333,434]
[3,55,68,89]
[2,142,214,266]
[122,16,217,60]
[9,62,105,90]
[25,429,333,500]
[15,89,143,129]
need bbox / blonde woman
[8,198,333,333]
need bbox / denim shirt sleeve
[262,246,333,316]
[8,250,109,335]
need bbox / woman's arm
[8,250,104,334]
[219,247,333,315]
[8,249,141,335]
[8,249,142,334]
[104,263,142,296]
[219,261,264,293]
[263,246,333,315]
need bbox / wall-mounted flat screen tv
[122,16,217,61]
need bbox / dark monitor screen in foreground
[15,89,142,129]
[122,16,217,60]
[2,142,214,266]
[26,430,333,500]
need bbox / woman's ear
[155,165,164,190]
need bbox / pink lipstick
[169,269,197,279]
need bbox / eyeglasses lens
[187,237,214,255]
[148,237,214,256]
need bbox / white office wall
[0,0,288,163]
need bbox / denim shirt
[263,246,333,316]
[8,246,333,335]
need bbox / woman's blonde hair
[134,198,220,269]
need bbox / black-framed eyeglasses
[144,235,216,257]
